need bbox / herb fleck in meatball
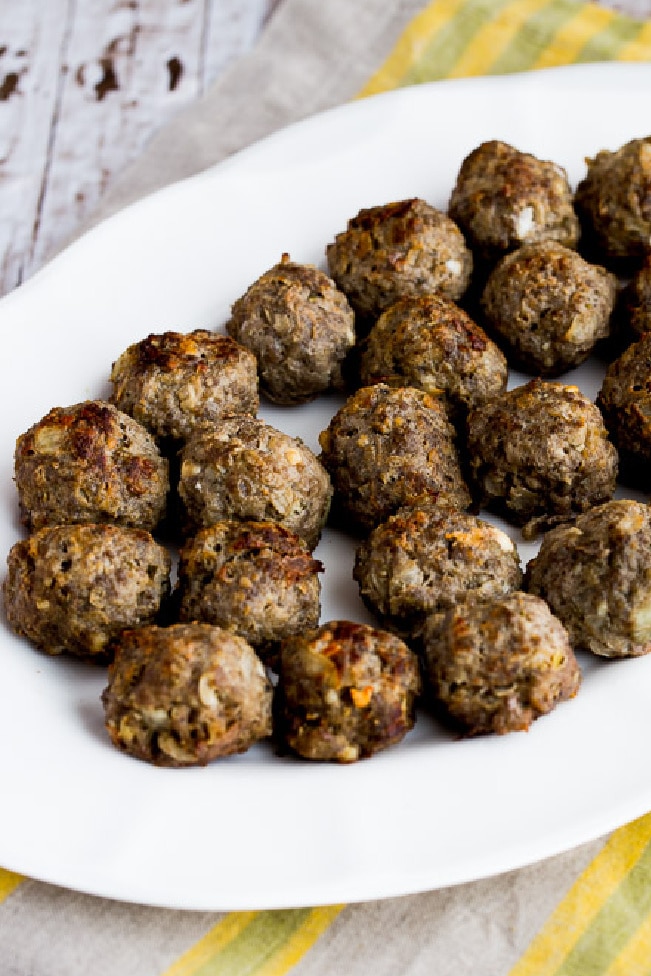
[3,523,171,661]
[109,329,259,443]
[176,520,323,666]
[620,255,651,338]
[226,254,355,405]
[597,331,651,469]
[466,379,618,539]
[318,384,471,533]
[14,401,169,533]
[354,505,521,643]
[102,622,273,766]
[480,242,616,376]
[326,198,472,327]
[276,620,420,762]
[575,136,651,265]
[358,294,507,421]
[526,500,651,659]
[178,416,332,549]
[448,140,579,262]
[422,591,581,735]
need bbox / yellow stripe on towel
[0,867,24,904]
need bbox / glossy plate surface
[1,63,651,910]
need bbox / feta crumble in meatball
[422,591,581,736]
[14,401,169,533]
[276,620,420,762]
[102,623,273,766]
[226,254,355,404]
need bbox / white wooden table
[1,0,650,299]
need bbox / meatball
[3,523,171,660]
[175,519,323,666]
[226,254,355,404]
[358,294,508,421]
[178,416,332,549]
[574,136,651,265]
[326,198,472,326]
[318,384,471,533]
[354,505,522,643]
[422,591,581,735]
[480,242,616,375]
[448,140,579,262]
[102,622,273,766]
[14,401,169,533]
[466,379,618,539]
[109,329,259,443]
[620,255,651,338]
[276,620,420,762]
[525,499,651,659]
[597,331,651,469]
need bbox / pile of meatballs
[5,135,651,768]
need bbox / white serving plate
[1,62,651,911]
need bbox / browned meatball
[3,523,171,660]
[575,137,651,265]
[358,294,508,421]
[620,255,651,338]
[326,198,472,326]
[109,329,259,443]
[422,591,581,735]
[480,242,616,375]
[226,254,355,404]
[597,331,651,468]
[526,500,651,659]
[102,622,273,766]
[448,140,579,262]
[178,416,332,549]
[354,505,522,643]
[276,620,420,762]
[318,384,471,533]
[466,380,618,539]
[175,519,323,666]
[14,401,169,533]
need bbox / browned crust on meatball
[109,330,259,442]
[620,255,651,338]
[466,379,618,538]
[480,242,616,375]
[3,523,171,660]
[422,591,581,735]
[526,499,651,659]
[448,140,579,261]
[277,619,421,762]
[14,401,169,532]
[354,505,522,642]
[226,254,355,405]
[326,198,472,324]
[597,331,651,467]
[178,416,332,549]
[358,293,507,419]
[102,622,273,766]
[176,519,322,665]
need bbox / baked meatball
[422,591,581,735]
[175,519,322,666]
[226,254,355,404]
[276,620,420,762]
[102,623,273,766]
[620,255,651,338]
[326,198,472,326]
[480,242,616,375]
[526,499,651,659]
[597,331,651,469]
[358,294,508,421]
[575,136,651,265]
[109,329,259,443]
[178,416,332,549]
[448,140,579,262]
[466,379,618,539]
[318,384,471,533]
[14,401,169,533]
[3,523,170,660]
[354,505,522,643]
